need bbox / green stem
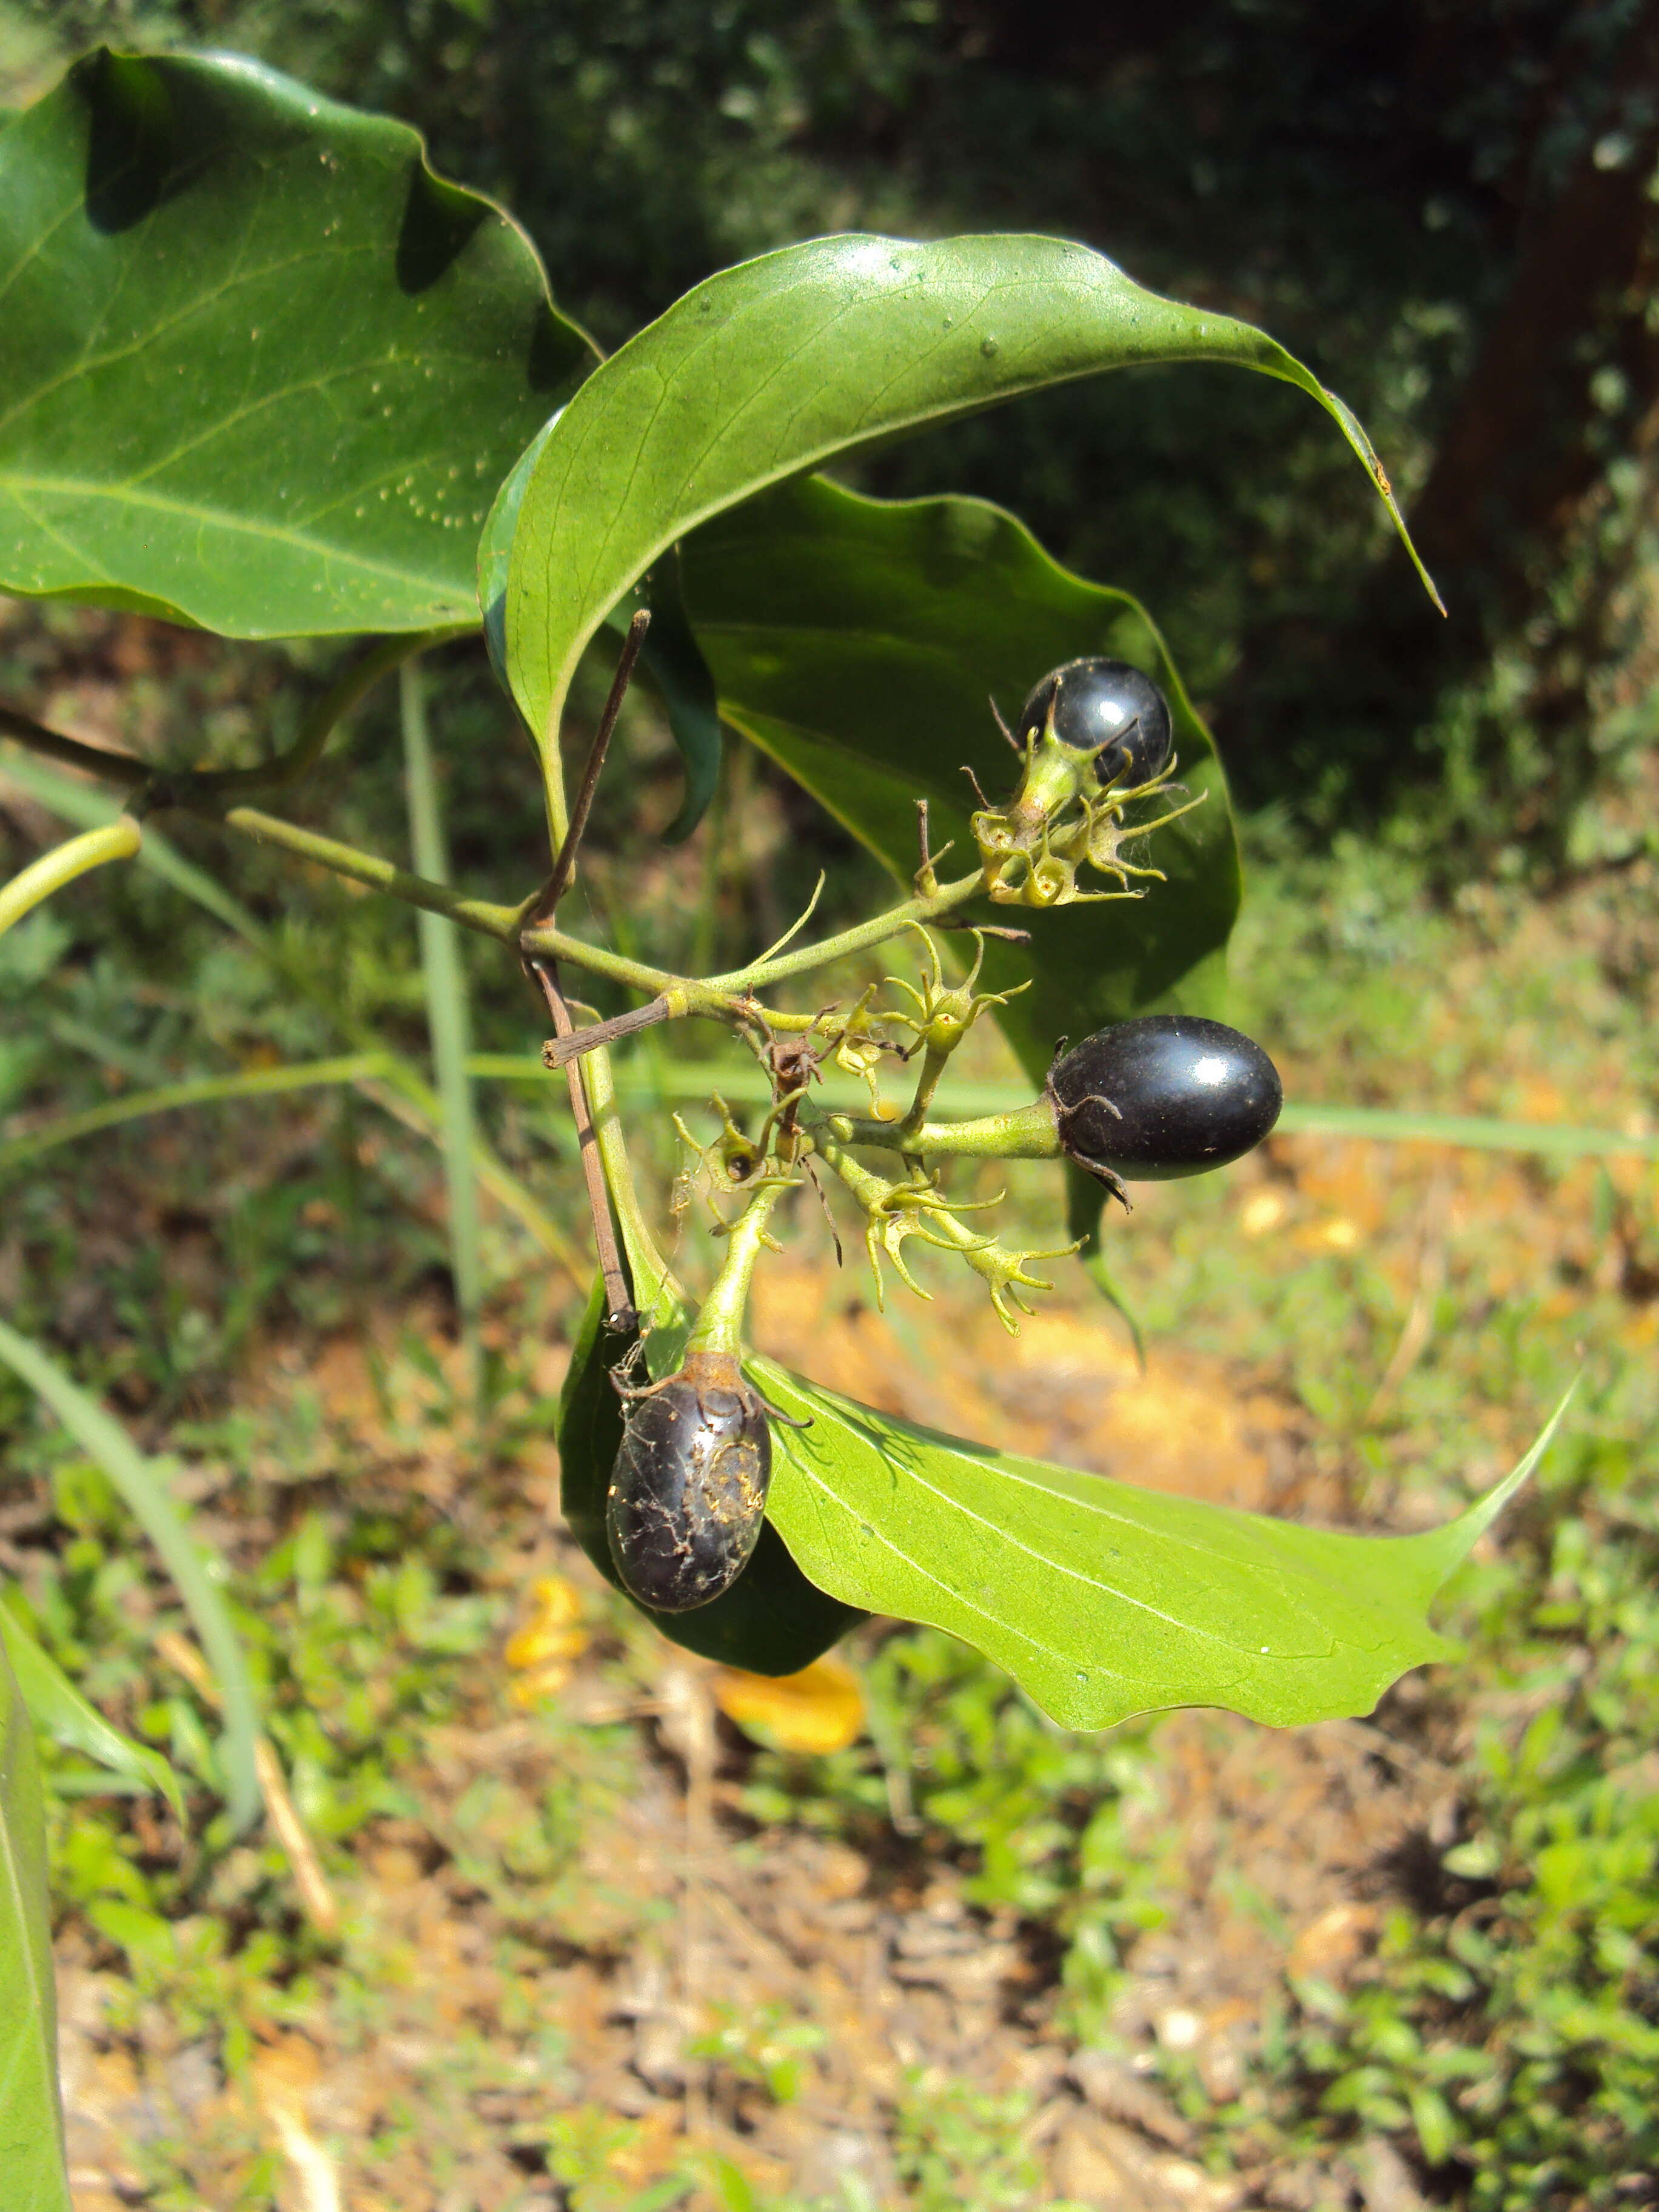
[896,1041,953,1144]
[697,869,984,996]
[400,662,484,1398]
[4,691,987,1016]
[812,1097,1059,1162]
[684,1180,788,1357]
[220,806,521,942]
[580,1042,683,1323]
[0,816,141,939]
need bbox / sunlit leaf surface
[507,229,1435,774]
[752,1359,1570,1732]
[0,49,593,635]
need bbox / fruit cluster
[603,658,1283,1613]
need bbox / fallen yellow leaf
[504,1574,589,1697]
[713,1656,865,1754]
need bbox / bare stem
[1,629,455,807]
[200,630,455,799]
[525,610,649,923]
[529,958,636,1330]
[0,703,149,791]
[698,868,984,996]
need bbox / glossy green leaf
[0,47,594,637]
[0,1318,261,1831]
[557,1275,863,1674]
[0,1598,183,1817]
[0,1638,71,2212]
[681,472,1238,1083]
[750,1361,1572,1733]
[480,423,722,837]
[506,229,1437,776]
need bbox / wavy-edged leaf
[0,47,594,636]
[557,1275,862,1675]
[480,423,722,837]
[0,1637,71,2212]
[0,1598,183,1816]
[0,1318,261,1830]
[506,229,1438,776]
[749,1361,1572,1732]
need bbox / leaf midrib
[768,1378,1352,1667]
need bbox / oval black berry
[606,1350,771,1612]
[1017,657,1174,789]
[1047,1016,1282,1184]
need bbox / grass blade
[1273,1102,1659,1160]
[0,1635,72,2212]
[0,1056,386,1173]
[0,1318,261,1832]
[0,1596,183,1817]
[399,662,484,1392]
[0,1054,588,1287]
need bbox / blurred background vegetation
[1,4,1657,2210]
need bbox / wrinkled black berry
[1017,657,1173,789]
[606,1351,771,1612]
[1048,1016,1282,1190]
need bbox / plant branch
[0,816,141,939]
[807,1098,1059,1161]
[525,609,649,926]
[1,630,456,808]
[219,805,522,940]
[0,703,149,789]
[529,957,636,1330]
[698,867,985,995]
[199,629,457,799]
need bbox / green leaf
[0,47,594,637]
[749,1362,1574,1733]
[0,1596,183,1817]
[557,1274,862,1675]
[505,229,1438,773]
[680,471,1238,1091]
[0,1637,72,2212]
[480,424,722,837]
[0,1318,261,1831]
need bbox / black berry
[1047,1016,1282,1193]
[606,1350,771,1611]
[1017,658,1174,789]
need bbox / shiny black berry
[1017,657,1174,789]
[1047,1016,1282,1194]
[606,1350,771,1612]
